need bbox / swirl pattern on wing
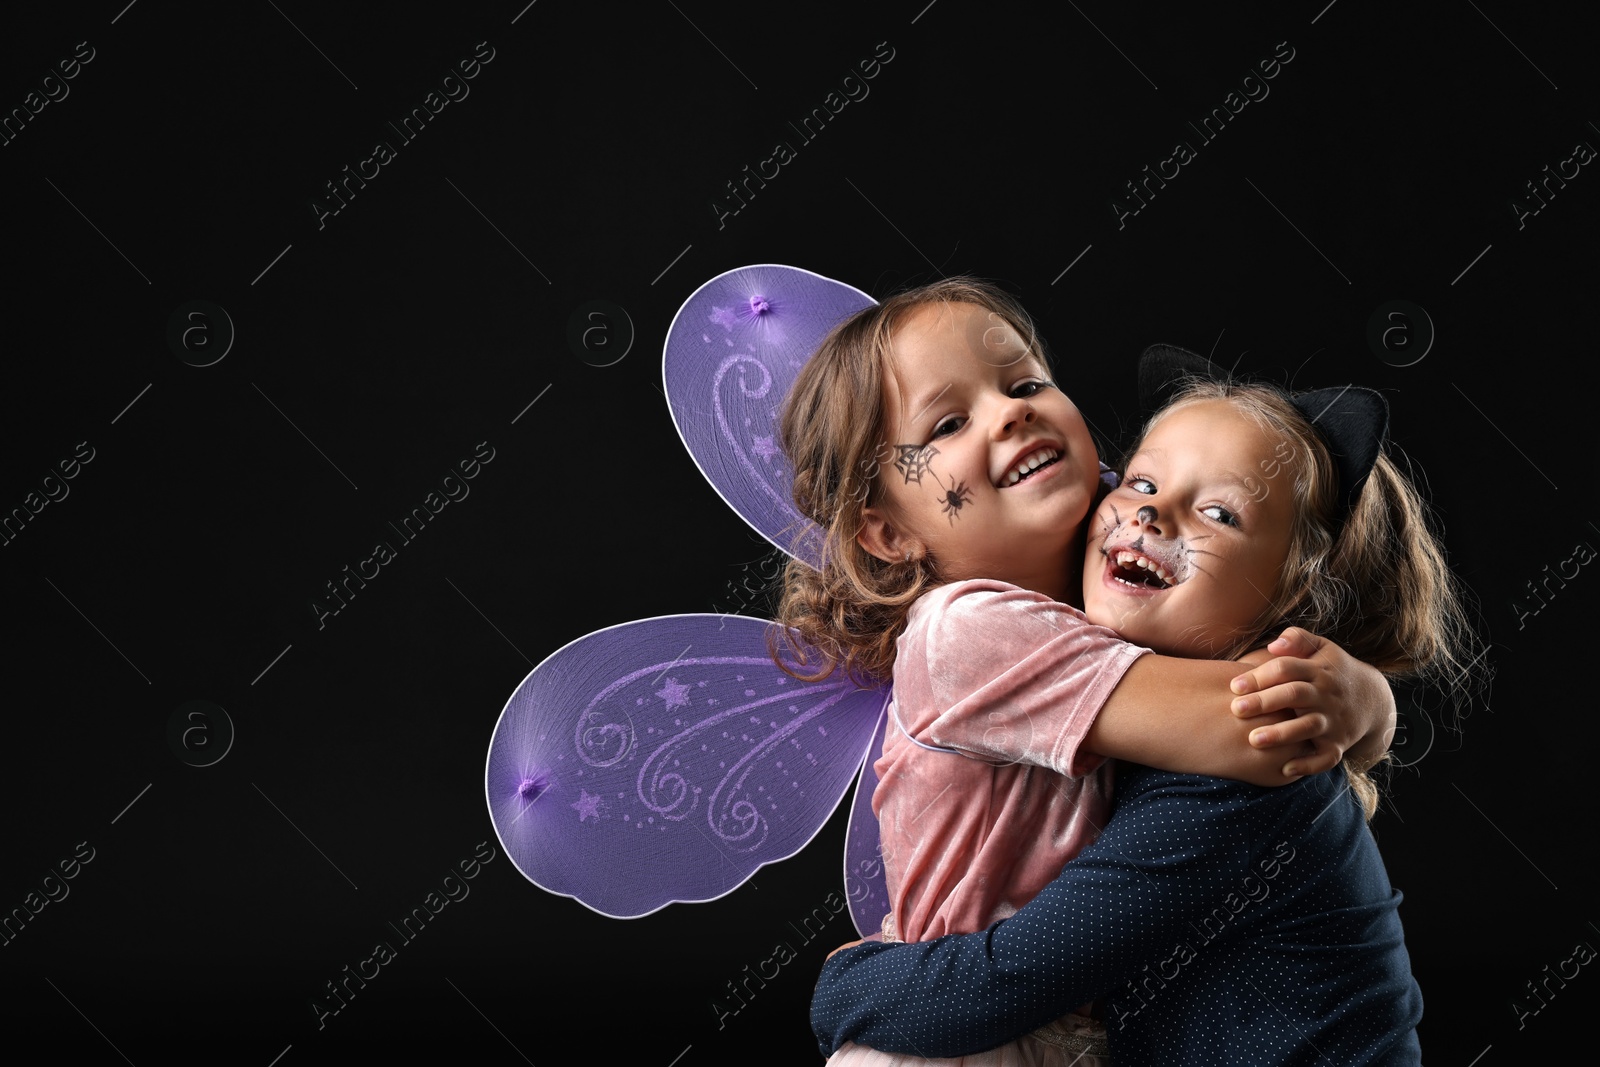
[486,614,888,919]
[710,352,817,565]
[664,264,875,568]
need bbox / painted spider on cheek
[891,443,971,523]
[939,481,973,522]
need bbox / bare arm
[1084,628,1396,787]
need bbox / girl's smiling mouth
[997,445,1061,487]
[1100,541,1184,592]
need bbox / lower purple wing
[485,614,890,918]
[842,708,892,938]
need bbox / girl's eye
[932,416,965,438]
[1010,379,1052,398]
[1124,477,1155,495]
[1202,504,1240,527]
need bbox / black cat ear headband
[1135,343,1390,532]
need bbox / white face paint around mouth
[1102,539,1186,590]
[1079,400,1299,658]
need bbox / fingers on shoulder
[1277,625,1326,649]
[1266,712,1323,744]
[1250,655,1317,689]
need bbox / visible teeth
[1109,549,1176,586]
[1002,448,1058,485]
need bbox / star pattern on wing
[571,789,603,822]
[750,434,781,462]
[486,265,893,931]
[894,444,939,486]
[656,677,692,709]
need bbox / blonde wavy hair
[768,277,1050,686]
[1129,378,1485,817]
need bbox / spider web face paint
[893,443,939,486]
[893,444,974,523]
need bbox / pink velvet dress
[827,579,1149,1067]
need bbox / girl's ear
[857,506,917,564]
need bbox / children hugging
[773,278,1479,1065]
[479,263,1478,1065]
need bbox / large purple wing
[486,614,890,918]
[663,264,876,568]
[842,709,892,938]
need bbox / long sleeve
[814,766,1423,1066]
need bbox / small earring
[903,550,913,563]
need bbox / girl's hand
[1228,627,1396,778]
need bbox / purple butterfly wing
[842,708,893,938]
[662,263,876,568]
[485,614,890,918]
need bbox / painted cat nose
[1136,505,1158,526]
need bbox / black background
[2,2,1594,1064]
